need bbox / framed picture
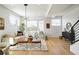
[0,17,4,30]
[46,23,50,29]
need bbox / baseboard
[47,36,59,39]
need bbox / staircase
[70,20,79,54]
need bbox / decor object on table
[28,35,33,43]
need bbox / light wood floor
[9,37,74,55]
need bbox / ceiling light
[24,4,28,19]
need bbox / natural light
[52,19,61,26]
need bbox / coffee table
[17,38,41,49]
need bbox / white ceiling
[2,4,78,19]
[3,4,49,18]
[48,4,73,16]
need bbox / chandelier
[24,4,28,19]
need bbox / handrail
[71,20,79,44]
[71,20,79,28]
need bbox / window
[27,21,38,35]
[27,21,38,31]
[9,14,20,26]
[26,20,44,35]
[27,20,44,31]
[39,21,44,31]
[52,19,61,26]
[9,14,16,25]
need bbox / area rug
[9,40,48,51]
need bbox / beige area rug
[9,40,48,51]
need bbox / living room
[0,4,79,55]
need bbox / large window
[9,14,20,26]
[26,20,44,35]
[52,19,61,26]
[27,21,38,31]
[39,21,44,31]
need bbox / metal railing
[71,20,79,44]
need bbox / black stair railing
[71,20,79,44]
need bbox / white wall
[44,17,62,37]
[0,5,20,42]
[62,7,79,31]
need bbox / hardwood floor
[9,37,74,55]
